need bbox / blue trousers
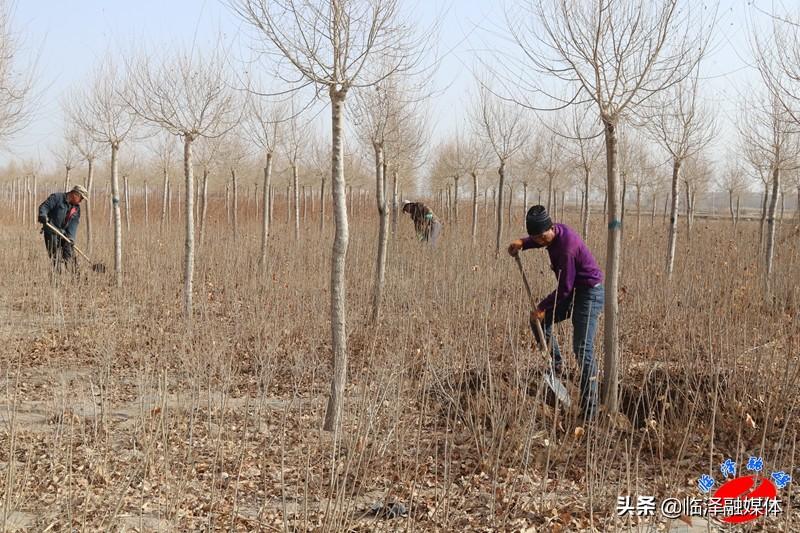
[541,284,604,418]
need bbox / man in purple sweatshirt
[508,205,604,419]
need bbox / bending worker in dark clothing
[401,201,443,246]
[38,185,89,271]
[508,205,604,420]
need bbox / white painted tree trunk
[323,90,350,433]
[85,158,94,254]
[370,143,388,323]
[666,159,681,278]
[260,153,273,266]
[764,165,780,298]
[602,119,621,414]
[111,143,123,288]
[183,136,195,323]
[64,166,71,192]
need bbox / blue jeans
[541,284,604,418]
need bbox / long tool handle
[513,254,548,351]
[44,222,92,264]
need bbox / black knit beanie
[526,205,552,236]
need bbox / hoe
[44,221,107,273]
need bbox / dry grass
[1,194,799,531]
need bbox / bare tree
[52,135,76,192]
[717,158,748,232]
[66,59,137,287]
[148,131,177,230]
[504,0,709,412]
[447,131,489,241]
[471,83,528,256]
[738,93,800,298]
[69,125,99,253]
[0,2,34,145]
[565,106,602,239]
[232,0,429,433]
[126,46,238,322]
[282,108,305,242]
[353,72,424,323]
[645,74,714,276]
[194,136,222,244]
[246,97,284,266]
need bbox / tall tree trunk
[85,158,94,255]
[323,90,350,433]
[371,143,388,323]
[735,195,741,233]
[260,153,273,266]
[546,172,554,213]
[111,143,123,288]
[602,119,621,414]
[495,160,506,256]
[602,189,607,218]
[160,167,169,230]
[765,166,780,298]
[471,172,478,242]
[183,136,195,323]
[64,165,71,192]
[666,159,681,278]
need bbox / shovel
[513,254,571,407]
[44,222,107,273]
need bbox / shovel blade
[544,372,571,407]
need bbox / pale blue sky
[3,0,772,180]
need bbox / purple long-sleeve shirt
[521,223,604,311]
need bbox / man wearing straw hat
[508,205,604,419]
[37,185,89,271]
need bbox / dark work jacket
[406,202,440,240]
[38,193,81,241]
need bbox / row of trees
[3,0,800,432]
